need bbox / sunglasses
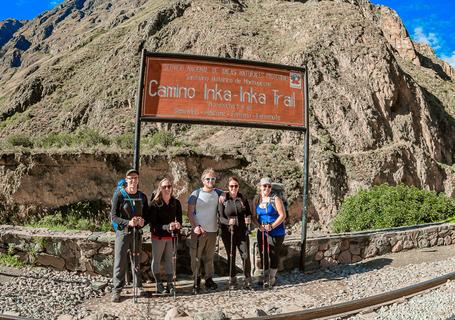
[162,185,172,189]
[229,184,239,188]
[205,177,216,182]
[262,184,272,189]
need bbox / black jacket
[111,189,148,231]
[218,192,251,232]
[149,197,183,238]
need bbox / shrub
[26,200,111,232]
[332,184,455,233]
[147,131,176,147]
[6,134,33,148]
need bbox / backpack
[254,182,290,224]
[111,178,135,231]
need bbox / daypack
[112,178,142,231]
[254,182,290,224]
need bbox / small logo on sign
[290,72,302,89]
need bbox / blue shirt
[256,202,285,237]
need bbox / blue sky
[0,0,64,21]
[0,0,454,67]
[372,0,455,67]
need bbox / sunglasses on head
[205,177,216,182]
[229,184,239,188]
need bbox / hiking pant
[257,232,284,270]
[189,231,217,280]
[112,228,142,293]
[151,238,174,281]
[220,226,251,278]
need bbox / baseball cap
[259,177,272,185]
[126,169,139,177]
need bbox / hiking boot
[137,287,148,297]
[269,269,278,287]
[166,283,175,295]
[155,282,166,294]
[111,291,121,303]
[228,277,237,290]
[205,278,217,290]
[243,277,253,290]
[192,277,201,295]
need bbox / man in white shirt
[187,168,223,294]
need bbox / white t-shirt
[188,189,220,232]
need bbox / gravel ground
[0,248,454,320]
[0,267,110,319]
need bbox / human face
[161,181,173,196]
[228,181,239,197]
[202,174,216,190]
[260,183,272,197]
[126,173,139,192]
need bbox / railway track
[1,270,454,320]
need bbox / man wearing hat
[110,169,148,302]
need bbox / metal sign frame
[133,49,310,271]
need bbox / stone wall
[278,222,455,271]
[1,223,454,276]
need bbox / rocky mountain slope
[0,0,454,231]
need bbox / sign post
[134,50,310,270]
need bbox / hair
[228,176,239,185]
[152,177,173,205]
[201,168,216,180]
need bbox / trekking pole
[261,223,266,289]
[228,224,234,297]
[266,226,271,290]
[171,219,178,300]
[193,233,200,294]
[132,227,138,303]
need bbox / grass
[0,253,25,268]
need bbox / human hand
[129,218,137,227]
[194,225,202,235]
[169,222,176,231]
[228,218,237,226]
[264,224,272,232]
[245,216,251,225]
[174,221,181,229]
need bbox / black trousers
[220,226,251,278]
[257,231,284,270]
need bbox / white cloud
[413,26,441,51]
[441,51,455,68]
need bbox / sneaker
[192,285,201,295]
[269,277,276,287]
[166,283,175,295]
[243,277,253,290]
[228,277,237,290]
[111,291,121,303]
[205,278,218,290]
[137,287,148,297]
[156,282,166,294]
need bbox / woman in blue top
[253,177,286,287]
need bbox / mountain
[0,0,454,231]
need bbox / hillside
[0,0,454,231]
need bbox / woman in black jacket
[149,177,182,294]
[218,176,253,290]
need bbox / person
[253,177,286,287]
[149,177,182,295]
[218,176,253,290]
[110,169,148,302]
[187,168,223,294]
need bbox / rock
[444,236,452,246]
[165,307,189,320]
[320,257,338,268]
[193,310,228,320]
[36,253,65,270]
[338,250,352,264]
[391,241,403,253]
[254,309,267,317]
[418,238,429,248]
[315,251,324,261]
[350,244,361,256]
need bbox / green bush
[332,184,455,233]
[113,133,134,149]
[34,132,76,148]
[6,134,33,148]
[26,200,111,232]
[0,253,25,268]
[147,131,176,147]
